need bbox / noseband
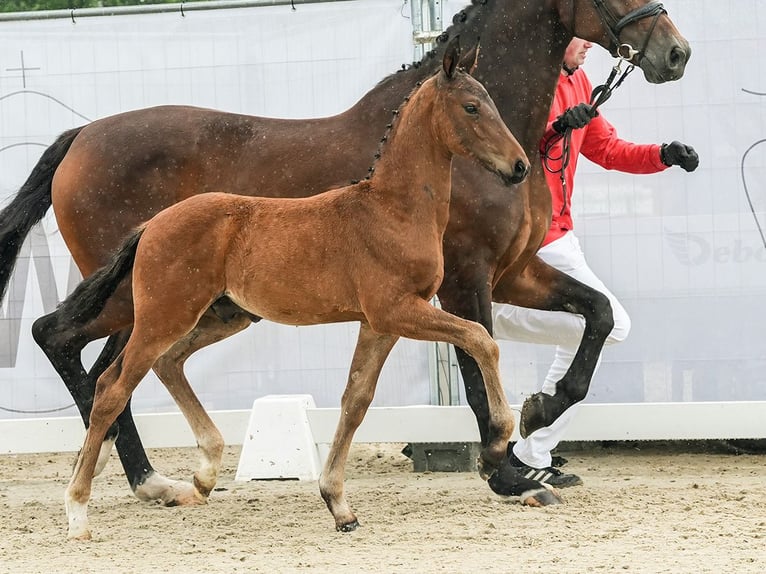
[585,1,668,111]
[591,0,667,62]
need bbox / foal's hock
[62,39,529,540]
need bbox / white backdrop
[1,0,764,425]
[0,0,431,418]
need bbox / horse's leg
[492,255,614,437]
[436,276,493,446]
[436,273,561,505]
[368,297,513,477]
[319,322,398,532]
[149,309,253,504]
[66,346,159,540]
[31,312,112,428]
[32,296,181,500]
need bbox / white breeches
[492,231,631,468]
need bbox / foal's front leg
[319,322,398,532]
[369,297,515,477]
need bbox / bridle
[591,0,667,64]
[588,1,668,109]
[544,1,668,216]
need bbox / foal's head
[430,37,529,186]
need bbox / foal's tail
[56,226,145,327]
[0,126,85,303]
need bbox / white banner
[1,0,764,425]
[0,0,431,419]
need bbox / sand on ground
[0,442,764,573]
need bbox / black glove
[661,141,699,172]
[552,103,597,133]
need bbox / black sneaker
[509,451,583,488]
[551,454,569,467]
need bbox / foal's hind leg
[66,292,214,539]
[66,345,163,540]
[150,309,253,504]
[33,297,182,500]
[319,322,398,532]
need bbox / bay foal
[61,39,530,539]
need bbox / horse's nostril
[669,46,687,69]
[505,159,529,184]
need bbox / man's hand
[552,103,597,133]
[661,141,699,172]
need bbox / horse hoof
[165,489,208,507]
[337,519,360,532]
[520,392,555,438]
[135,474,206,507]
[476,456,498,481]
[519,486,563,507]
[67,528,92,541]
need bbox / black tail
[56,226,144,326]
[0,126,85,302]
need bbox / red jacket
[539,68,668,246]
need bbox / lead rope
[542,53,636,216]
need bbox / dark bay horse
[0,0,690,507]
[62,40,529,539]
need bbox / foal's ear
[442,35,461,79]
[460,41,481,75]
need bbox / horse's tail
[57,226,145,327]
[0,126,85,303]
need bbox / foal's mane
[359,74,433,184]
[357,0,490,182]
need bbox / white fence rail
[2,401,765,455]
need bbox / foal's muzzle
[502,159,530,185]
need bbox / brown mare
[0,0,690,508]
[61,40,530,539]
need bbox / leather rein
[544,1,667,216]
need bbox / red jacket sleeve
[580,113,668,174]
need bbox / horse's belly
[227,283,363,328]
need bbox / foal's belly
[229,292,365,327]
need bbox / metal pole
[428,296,461,406]
[410,0,443,61]
[411,0,451,405]
[0,0,353,22]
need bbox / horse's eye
[463,103,478,115]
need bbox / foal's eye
[463,103,478,115]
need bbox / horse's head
[562,0,690,83]
[432,37,530,186]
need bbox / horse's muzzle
[500,159,530,186]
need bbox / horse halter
[591,0,667,63]
[587,1,666,114]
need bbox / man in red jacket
[492,37,699,487]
